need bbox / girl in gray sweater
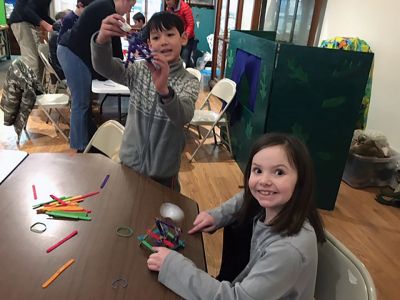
[147,133,326,299]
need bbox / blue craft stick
[100,175,110,189]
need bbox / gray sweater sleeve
[157,77,198,127]
[91,33,130,86]
[91,33,197,127]
[158,242,303,300]
[208,191,245,229]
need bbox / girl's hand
[188,211,216,234]
[146,52,170,96]
[96,14,128,45]
[147,247,171,272]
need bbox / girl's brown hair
[237,133,326,243]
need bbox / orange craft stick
[46,191,99,207]
[42,258,75,288]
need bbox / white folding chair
[188,78,236,162]
[33,93,70,142]
[186,67,202,81]
[84,120,125,163]
[315,231,377,300]
[38,43,67,94]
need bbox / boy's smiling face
[148,27,187,63]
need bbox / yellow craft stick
[42,258,75,288]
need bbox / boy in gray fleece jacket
[91,11,199,190]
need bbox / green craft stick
[46,211,91,221]
[140,240,156,253]
[32,196,74,209]
[32,200,54,209]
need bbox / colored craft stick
[146,230,174,248]
[42,258,75,288]
[70,191,100,200]
[46,230,78,253]
[39,206,87,213]
[100,175,110,189]
[46,211,91,221]
[50,194,68,206]
[32,185,37,200]
[33,191,100,209]
[48,191,100,206]
[140,240,156,252]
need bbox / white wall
[319,0,400,151]
[54,0,76,13]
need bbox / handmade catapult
[137,218,185,253]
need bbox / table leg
[99,94,109,114]
[118,94,122,122]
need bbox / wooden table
[92,80,130,122]
[0,153,205,299]
[0,149,28,184]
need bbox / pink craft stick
[46,230,78,253]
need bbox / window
[128,0,163,24]
[260,0,316,45]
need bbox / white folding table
[91,79,130,122]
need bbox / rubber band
[116,226,134,237]
[30,222,47,233]
[111,277,128,289]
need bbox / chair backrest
[186,67,201,81]
[315,231,377,300]
[210,78,236,105]
[83,120,125,162]
[38,43,64,93]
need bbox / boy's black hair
[146,11,184,35]
[133,12,145,23]
[237,133,326,243]
[77,0,94,7]
[55,9,71,20]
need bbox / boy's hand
[147,247,171,272]
[188,211,216,234]
[146,52,170,96]
[96,14,128,45]
[40,20,53,32]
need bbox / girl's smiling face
[148,28,187,63]
[248,145,298,223]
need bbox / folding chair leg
[99,94,109,114]
[55,108,69,125]
[212,128,217,145]
[24,127,31,141]
[225,123,233,156]
[38,105,69,141]
[189,126,216,162]
[196,125,202,139]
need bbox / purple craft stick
[100,175,110,189]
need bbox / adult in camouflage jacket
[0,59,43,140]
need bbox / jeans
[181,37,196,68]
[57,45,96,150]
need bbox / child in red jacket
[165,0,196,67]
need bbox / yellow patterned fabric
[320,37,373,129]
